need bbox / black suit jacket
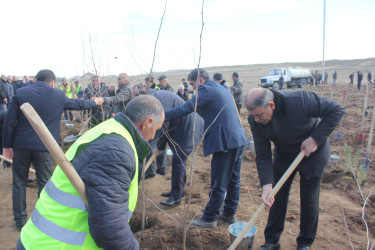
[249,90,345,187]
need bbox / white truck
[259,67,312,90]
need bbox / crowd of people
[1,68,346,250]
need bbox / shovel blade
[359,157,371,173]
[333,132,344,140]
[63,135,79,143]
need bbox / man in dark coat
[357,71,363,91]
[2,69,102,231]
[245,88,345,250]
[367,72,373,84]
[102,73,132,116]
[84,75,110,127]
[151,90,204,207]
[157,75,174,92]
[349,72,354,85]
[0,75,9,112]
[165,68,247,228]
[231,72,244,112]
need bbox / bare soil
[1,59,375,249]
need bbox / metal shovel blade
[333,131,344,140]
[63,134,79,143]
[359,157,371,173]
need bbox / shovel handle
[20,103,88,206]
[228,151,305,250]
[0,154,13,164]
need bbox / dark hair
[232,72,239,78]
[188,68,210,82]
[145,76,154,82]
[213,73,223,81]
[36,69,56,83]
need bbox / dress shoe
[144,173,155,179]
[259,242,281,250]
[190,218,217,228]
[217,212,236,224]
[297,246,311,250]
[161,191,185,197]
[161,191,171,197]
[160,197,181,207]
[156,169,166,175]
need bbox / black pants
[170,146,188,199]
[264,160,322,247]
[236,104,242,113]
[12,150,53,226]
[202,146,244,222]
[63,110,73,121]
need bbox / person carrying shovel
[245,88,344,250]
[17,95,164,250]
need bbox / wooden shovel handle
[228,151,305,250]
[0,154,13,164]
[20,103,89,206]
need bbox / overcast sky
[1,0,373,77]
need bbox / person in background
[213,73,229,90]
[367,72,373,85]
[348,72,354,86]
[176,85,189,101]
[157,75,174,92]
[6,76,15,102]
[84,75,110,127]
[108,85,116,97]
[0,75,8,111]
[145,76,160,92]
[60,77,74,121]
[231,72,244,112]
[278,74,284,90]
[332,71,337,85]
[357,71,363,91]
[246,88,344,250]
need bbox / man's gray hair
[125,95,164,125]
[246,88,274,111]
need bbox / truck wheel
[272,82,278,90]
[299,79,307,88]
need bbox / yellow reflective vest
[20,118,139,249]
[60,84,73,99]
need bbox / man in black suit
[246,88,344,250]
[152,90,203,207]
[3,69,102,231]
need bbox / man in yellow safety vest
[18,95,164,250]
[60,77,74,121]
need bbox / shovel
[333,90,346,140]
[228,151,305,250]
[63,118,89,143]
[359,97,375,172]
[358,83,369,145]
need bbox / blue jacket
[165,79,247,156]
[3,81,97,151]
[152,90,204,155]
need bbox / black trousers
[170,146,188,199]
[264,159,322,247]
[202,146,244,222]
[12,150,53,226]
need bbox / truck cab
[259,67,311,90]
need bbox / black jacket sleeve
[302,91,345,145]
[2,97,20,148]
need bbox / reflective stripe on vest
[31,208,87,246]
[21,118,139,249]
[60,85,73,98]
